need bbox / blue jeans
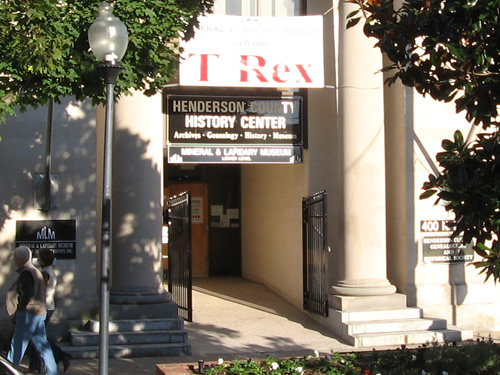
[7,311,57,375]
[29,310,65,372]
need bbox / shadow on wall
[0,99,99,321]
[411,130,468,319]
[109,123,164,297]
[0,97,166,326]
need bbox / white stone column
[108,90,176,318]
[330,1,396,297]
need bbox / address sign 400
[420,220,453,233]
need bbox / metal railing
[167,191,193,322]
[302,190,329,316]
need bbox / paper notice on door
[220,215,230,228]
[192,197,203,224]
[211,205,223,216]
[227,208,239,219]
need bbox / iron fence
[302,190,329,316]
[167,191,193,322]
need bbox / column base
[330,278,397,297]
[330,293,407,312]
[109,288,178,320]
[110,288,172,304]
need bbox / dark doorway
[165,164,241,276]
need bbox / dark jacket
[6,263,47,316]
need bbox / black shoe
[28,362,41,373]
[61,352,71,373]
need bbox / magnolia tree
[347,0,500,280]
[0,0,213,122]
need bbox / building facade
[1,0,499,345]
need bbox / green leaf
[473,244,489,258]
[419,190,437,200]
[453,130,464,148]
[347,17,362,29]
[346,9,360,19]
[442,139,455,151]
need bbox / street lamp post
[88,3,128,375]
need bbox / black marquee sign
[166,95,303,164]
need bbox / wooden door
[165,183,209,277]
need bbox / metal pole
[41,99,54,211]
[98,63,122,375]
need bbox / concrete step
[352,327,474,347]
[69,329,187,346]
[58,342,191,359]
[60,317,191,359]
[330,305,474,348]
[86,318,184,333]
[345,307,422,322]
[349,317,447,335]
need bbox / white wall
[409,93,500,330]
[239,0,338,309]
[0,99,98,334]
[240,85,338,311]
[241,164,307,307]
[384,81,500,331]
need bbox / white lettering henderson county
[169,99,300,142]
[179,15,324,88]
[171,99,297,115]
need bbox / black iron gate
[167,191,193,322]
[302,190,329,316]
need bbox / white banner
[179,14,324,88]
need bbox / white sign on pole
[179,14,324,88]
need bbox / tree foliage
[0,0,213,122]
[347,0,500,280]
[347,0,499,128]
[421,130,500,281]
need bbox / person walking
[29,248,71,373]
[5,246,57,375]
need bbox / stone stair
[345,308,472,347]
[58,318,191,359]
[327,294,474,347]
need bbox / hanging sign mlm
[15,220,76,259]
[167,95,303,164]
[179,14,324,88]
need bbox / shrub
[203,339,499,375]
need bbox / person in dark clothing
[6,246,57,375]
[29,248,71,373]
